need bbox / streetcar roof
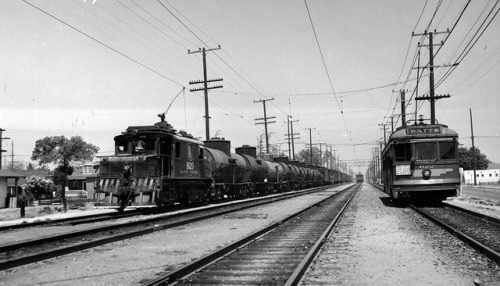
[389,124,458,141]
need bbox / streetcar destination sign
[407,126,441,134]
[396,165,411,175]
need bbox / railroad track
[411,203,500,264]
[0,209,143,231]
[141,184,360,286]
[370,182,500,264]
[0,185,343,271]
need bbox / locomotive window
[187,144,193,160]
[439,142,456,159]
[116,139,130,154]
[394,143,411,161]
[415,142,437,160]
[117,142,128,152]
[175,141,181,159]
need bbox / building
[0,169,23,208]
[463,169,500,185]
[67,163,98,200]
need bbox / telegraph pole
[305,127,316,165]
[413,30,455,124]
[11,142,14,171]
[378,123,387,146]
[0,128,9,169]
[285,116,291,158]
[400,90,406,128]
[290,118,299,160]
[188,46,223,140]
[470,108,477,186]
[254,98,276,153]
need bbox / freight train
[94,114,352,211]
[381,118,460,201]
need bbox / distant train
[94,114,352,211]
[356,173,364,183]
[381,118,460,201]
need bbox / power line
[22,0,184,87]
[303,0,354,151]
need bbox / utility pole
[470,108,477,186]
[286,116,291,158]
[384,115,396,133]
[11,142,14,171]
[254,98,276,154]
[188,46,223,141]
[378,123,387,146]
[305,127,316,165]
[400,90,407,128]
[413,30,455,124]
[290,118,299,160]
[0,128,9,170]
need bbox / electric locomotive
[381,118,460,201]
[94,114,351,211]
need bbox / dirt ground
[302,184,500,286]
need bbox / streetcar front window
[439,141,456,159]
[394,143,412,162]
[415,142,437,160]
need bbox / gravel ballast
[302,183,500,286]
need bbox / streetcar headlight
[422,169,431,178]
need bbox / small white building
[0,169,23,208]
[463,169,499,185]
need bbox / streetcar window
[415,142,437,160]
[439,142,456,159]
[394,143,411,161]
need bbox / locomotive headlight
[422,169,432,178]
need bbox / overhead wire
[303,0,354,151]
[22,0,185,87]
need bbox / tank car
[381,119,460,201]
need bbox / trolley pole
[470,108,477,186]
[188,46,223,141]
[254,98,276,154]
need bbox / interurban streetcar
[381,118,460,201]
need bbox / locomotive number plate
[396,165,411,175]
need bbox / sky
[0,0,499,176]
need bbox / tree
[31,135,99,211]
[295,146,321,165]
[21,176,57,204]
[459,147,491,170]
